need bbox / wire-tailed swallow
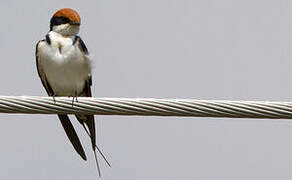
[35,8,110,176]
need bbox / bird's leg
[71,96,74,107]
[51,93,56,103]
[71,91,78,107]
[75,91,78,103]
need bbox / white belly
[38,32,90,96]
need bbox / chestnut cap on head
[50,8,81,31]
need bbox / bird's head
[50,8,81,36]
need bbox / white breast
[37,31,91,96]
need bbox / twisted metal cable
[0,96,291,119]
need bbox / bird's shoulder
[35,39,55,96]
[73,35,89,55]
[35,34,52,54]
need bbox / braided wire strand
[0,96,291,119]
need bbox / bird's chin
[62,27,79,37]
[53,24,80,36]
[67,26,80,36]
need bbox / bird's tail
[58,114,87,161]
[76,115,111,177]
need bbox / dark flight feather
[36,41,87,161]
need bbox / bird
[35,8,110,176]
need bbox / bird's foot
[71,93,78,107]
[52,94,56,103]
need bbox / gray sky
[0,0,292,179]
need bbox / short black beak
[70,22,80,26]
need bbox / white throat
[52,24,80,36]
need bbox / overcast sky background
[0,0,292,179]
